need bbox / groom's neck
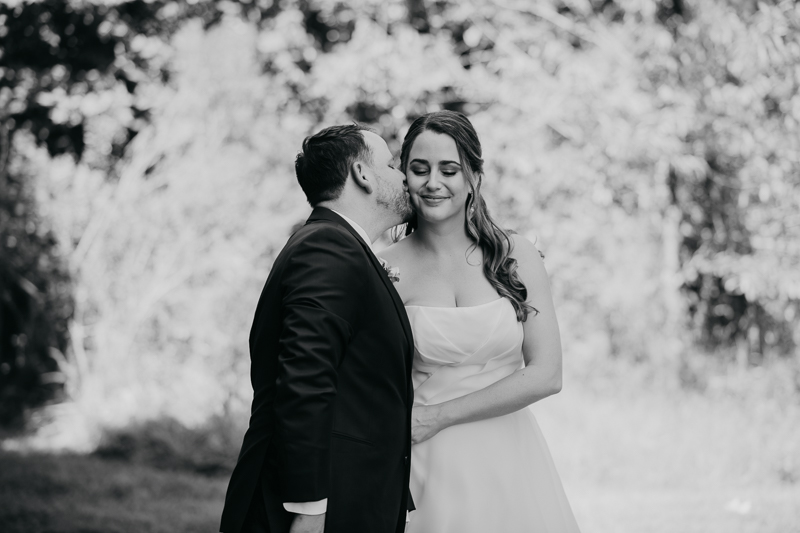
[316,199,383,244]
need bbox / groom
[219,125,415,533]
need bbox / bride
[379,111,581,532]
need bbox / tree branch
[487,0,599,47]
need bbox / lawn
[0,451,227,533]
[535,370,800,533]
[2,364,799,533]
[2,449,798,533]
[569,487,800,533]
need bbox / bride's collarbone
[414,249,485,273]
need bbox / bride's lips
[419,194,450,206]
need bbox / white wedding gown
[406,298,581,533]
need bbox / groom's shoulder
[281,219,364,264]
[290,219,360,248]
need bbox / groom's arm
[274,225,365,504]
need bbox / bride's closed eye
[409,163,459,177]
[410,163,430,175]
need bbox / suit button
[404,455,409,466]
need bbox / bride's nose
[425,171,442,190]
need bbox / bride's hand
[411,404,445,444]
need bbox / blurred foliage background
[1,0,799,530]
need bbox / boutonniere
[378,258,401,283]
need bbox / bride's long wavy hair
[398,111,537,322]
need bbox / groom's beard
[401,200,415,223]
[377,180,413,223]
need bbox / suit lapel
[305,208,414,360]
[363,245,415,359]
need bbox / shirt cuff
[283,499,327,515]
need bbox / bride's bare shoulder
[509,233,546,267]
[508,233,552,296]
[376,235,415,264]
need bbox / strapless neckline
[404,298,505,310]
[404,296,523,382]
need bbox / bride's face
[406,130,469,224]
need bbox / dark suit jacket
[220,208,415,533]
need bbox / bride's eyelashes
[409,164,460,178]
[411,168,429,176]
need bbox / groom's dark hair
[295,124,374,206]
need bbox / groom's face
[362,131,413,224]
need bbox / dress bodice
[405,297,524,406]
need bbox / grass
[2,448,797,533]
[1,360,799,532]
[568,487,800,533]
[533,359,800,533]
[0,451,228,533]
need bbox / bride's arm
[411,234,563,444]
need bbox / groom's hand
[289,512,325,533]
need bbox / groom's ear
[350,161,374,194]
